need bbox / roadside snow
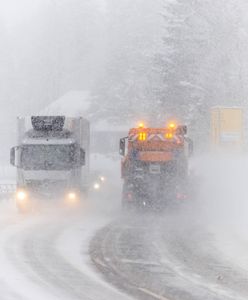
[193,154,248,273]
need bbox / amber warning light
[139,132,147,141]
[168,123,176,129]
[165,132,173,139]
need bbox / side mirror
[10,146,22,167]
[119,138,126,156]
[177,125,187,135]
[10,147,15,166]
[80,148,85,166]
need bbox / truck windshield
[21,144,79,170]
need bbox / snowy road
[0,204,133,300]
[0,199,248,300]
[91,209,248,300]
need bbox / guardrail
[0,184,16,201]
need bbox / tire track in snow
[3,212,133,300]
[90,214,248,300]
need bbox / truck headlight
[65,192,79,206]
[16,191,27,201]
[100,176,105,182]
[68,192,76,200]
[93,182,100,190]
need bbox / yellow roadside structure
[210,107,244,152]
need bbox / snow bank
[192,154,248,271]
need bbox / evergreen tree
[159,0,248,144]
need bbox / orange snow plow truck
[119,123,193,209]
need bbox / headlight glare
[100,176,105,182]
[93,183,100,190]
[68,192,77,200]
[17,191,27,201]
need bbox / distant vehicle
[210,107,244,152]
[119,122,193,209]
[89,171,106,191]
[10,116,90,212]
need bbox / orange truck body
[120,124,192,208]
[127,127,185,161]
[121,127,189,178]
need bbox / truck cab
[119,122,193,209]
[10,116,89,212]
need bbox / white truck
[10,116,89,212]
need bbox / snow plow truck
[119,122,193,209]
[10,116,89,213]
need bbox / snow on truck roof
[26,128,72,138]
[22,128,76,144]
[21,138,76,145]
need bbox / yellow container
[210,107,244,151]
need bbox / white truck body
[11,116,89,205]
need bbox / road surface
[0,200,247,300]
[0,202,133,300]
[91,208,248,300]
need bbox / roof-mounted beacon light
[168,122,176,129]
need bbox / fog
[0,0,164,161]
[1,0,248,155]
[0,1,248,299]
[195,155,248,244]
